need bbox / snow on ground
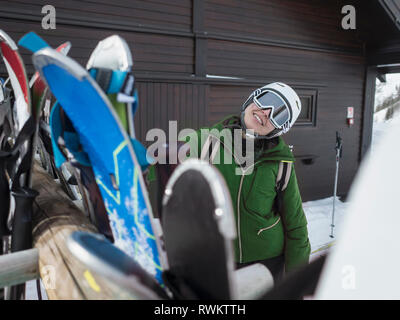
[305,106,400,261]
[25,280,47,300]
[373,73,400,152]
[371,115,400,153]
[375,73,400,107]
[303,197,348,261]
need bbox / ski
[0,29,38,300]
[0,77,13,256]
[82,35,147,239]
[161,159,237,299]
[20,34,73,186]
[28,37,165,284]
[19,33,92,210]
[67,231,168,299]
[311,241,335,256]
[86,35,137,138]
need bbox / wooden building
[1,0,400,201]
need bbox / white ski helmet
[240,82,302,139]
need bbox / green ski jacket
[184,115,311,273]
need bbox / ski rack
[30,163,140,299]
[0,248,39,289]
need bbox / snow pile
[372,112,400,153]
[302,197,348,260]
[25,280,47,300]
[317,101,400,299]
[374,74,400,108]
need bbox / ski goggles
[253,90,291,129]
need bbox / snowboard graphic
[31,44,164,284]
[162,159,237,299]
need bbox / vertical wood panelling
[135,82,208,144]
[193,0,207,76]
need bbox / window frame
[294,88,318,127]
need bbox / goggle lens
[254,91,290,128]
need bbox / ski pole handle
[0,158,11,250]
[9,187,39,300]
[11,187,39,252]
[336,131,343,158]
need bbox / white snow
[374,73,400,108]
[371,112,400,153]
[303,197,348,260]
[316,104,400,299]
[235,263,274,299]
[305,96,400,260]
[25,280,47,300]
[372,74,400,152]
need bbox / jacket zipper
[202,133,258,263]
[237,161,262,263]
[201,133,249,263]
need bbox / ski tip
[0,29,18,50]
[87,34,132,71]
[18,32,50,53]
[58,41,72,56]
[32,46,88,81]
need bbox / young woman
[193,82,311,282]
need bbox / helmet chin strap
[242,130,256,140]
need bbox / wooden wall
[0,0,370,201]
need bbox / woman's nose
[262,109,271,118]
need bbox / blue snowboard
[25,36,164,284]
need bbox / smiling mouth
[253,113,264,126]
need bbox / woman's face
[243,103,276,136]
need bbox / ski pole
[330,131,342,238]
[9,187,39,300]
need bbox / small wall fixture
[295,154,319,165]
